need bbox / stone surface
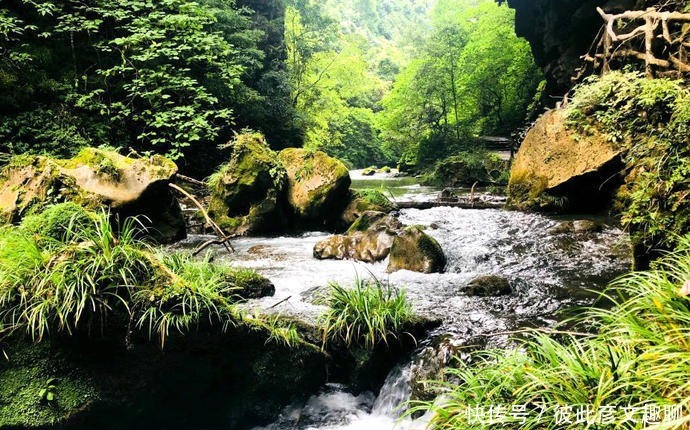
[466,275,512,297]
[387,226,446,274]
[507,0,638,100]
[508,109,624,211]
[340,190,396,228]
[314,212,401,263]
[279,148,351,227]
[207,132,288,235]
[0,148,185,242]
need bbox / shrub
[422,151,508,187]
[411,234,690,429]
[320,276,413,349]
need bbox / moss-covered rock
[507,109,624,212]
[387,226,446,273]
[340,190,396,227]
[207,132,288,235]
[0,148,185,243]
[278,148,351,227]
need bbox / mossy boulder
[0,148,185,243]
[279,148,350,227]
[207,133,288,235]
[340,190,396,227]
[314,211,401,263]
[387,226,446,274]
[508,109,624,212]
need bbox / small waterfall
[370,364,411,417]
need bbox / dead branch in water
[168,183,234,254]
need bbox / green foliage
[320,276,413,350]
[377,0,541,169]
[422,151,508,187]
[0,205,280,348]
[411,235,690,429]
[0,0,299,165]
[565,72,690,258]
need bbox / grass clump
[320,276,413,350]
[411,234,690,429]
[0,204,291,348]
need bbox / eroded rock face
[207,133,288,235]
[508,109,624,211]
[507,0,638,100]
[340,190,396,227]
[387,227,446,274]
[0,148,185,242]
[278,148,351,227]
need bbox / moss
[20,202,94,244]
[354,190,395,213]
[279,148,351,223]
[207,132,287,235]
[423,152,508,187]
[0,340,101,428]
[347,211,385,233]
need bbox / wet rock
[410,337,459,404]
[0,148,185,243]
[466,275,512,297]
[508,109,625,212]
[573,219,603,233]
[279,148,351,226]
[361,168,376,176]
[314,212,400,263]
[207,132,288,236]
[387,226,446,274]
[438,188,458,203]
[548,220,603,235]
[235,272,276,299]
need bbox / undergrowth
[565,71,690,261]
[0,203,303,349]
[411,234,690,429]
[320,275,413,350]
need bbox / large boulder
[508,109,624,212]
[0,148,185,242]
[207,133,288,235]
[278,148,351,227]
[313,211,401,263]
[387,226,446,274]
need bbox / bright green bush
[320,276,413,349]
[412,235,690,429]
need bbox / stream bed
[178,171,632,429]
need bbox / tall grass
[320,275,413,350]
[412,235,690,429]
[0,203,293,348]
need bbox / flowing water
[178,171,632,429]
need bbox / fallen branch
[175,173,207,187]
[268,296,292,309]
[168,183,234,254]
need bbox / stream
[178,170,632,430]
